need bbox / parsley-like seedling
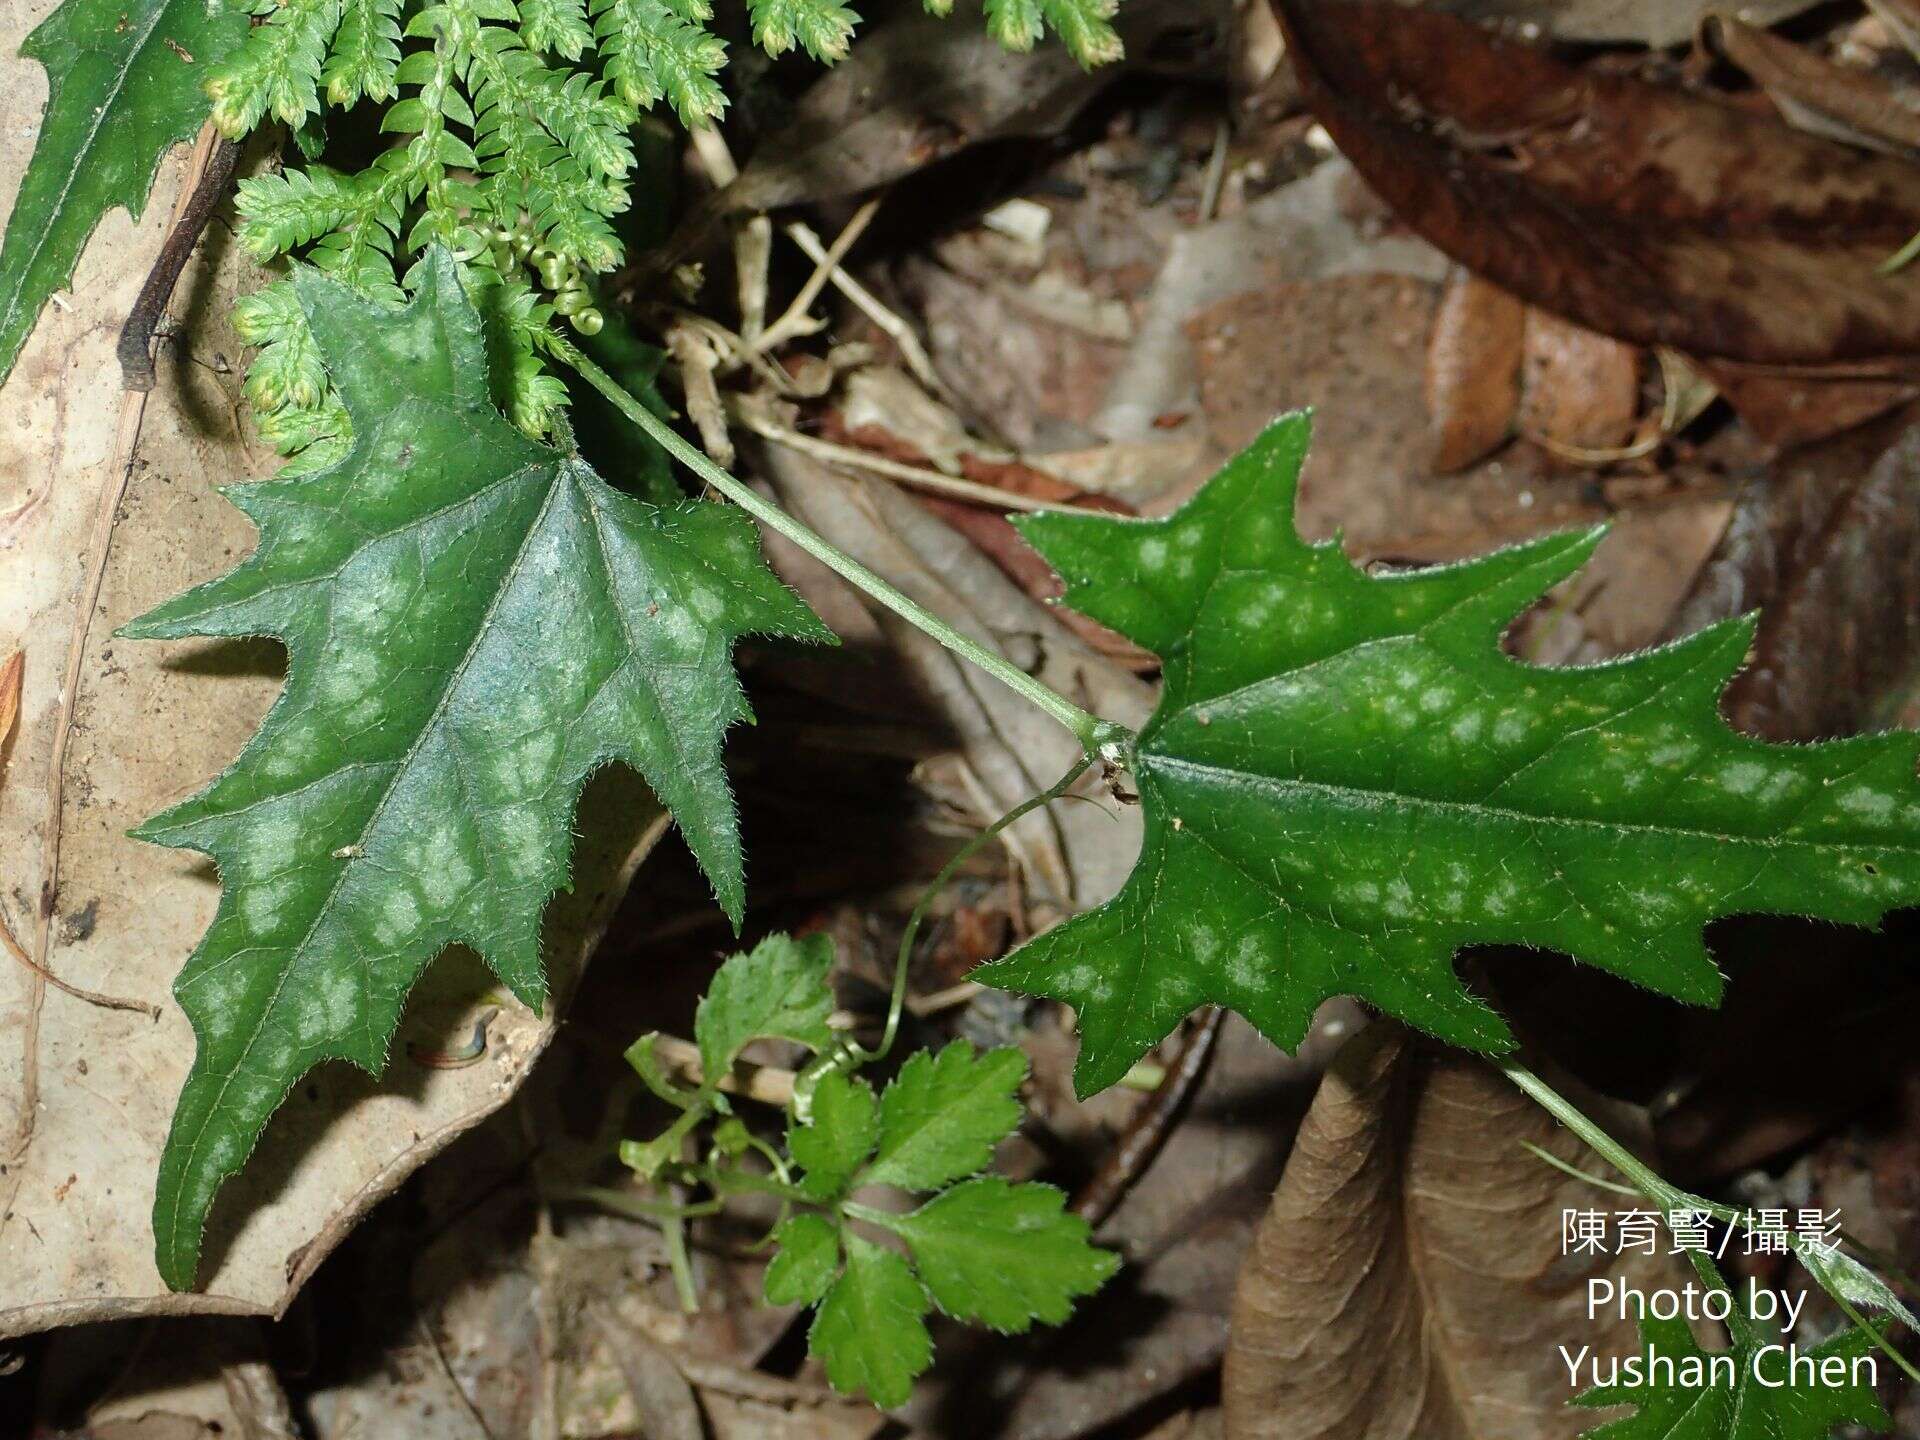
[613,935,1117,1409]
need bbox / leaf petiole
[1501,1056,1920,1386]
[869,755,1094,1065]
[546,334,1128,760]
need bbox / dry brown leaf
[1691,359,1919,448]
[1185,272,1607,557]
[1425,270,1525,473]
[658,0,1232,270]
[1274,0,1920,370]
[1223,1024,1692,1440]
[1519,309,1642,454]
[1665,405,1920,741]
[1437,0,1823,48]
[1704,14,1920,157]
[0,650,21,755]
[0,35,665,1333]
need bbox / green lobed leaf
[978,413,1920,1095]
[809,1234,933,1410]
[1574,1315,1889,1439]
[788,1071,878,1201]
[765,1212,841,1307]
[872,1176,1117,1331]
[0,0,246,386]
[126,249,829,1289]
[694,931,837,1080]
[861,1040,1025,1191]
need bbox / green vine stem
[864,754,1093,1066]
[1501,1056,1920,1384]
[547,335,1128,760]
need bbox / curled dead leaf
[1703,13,1920,157]
[1224,1024,1692,1440]
[1518,309,1642,455]
[1424,270,1524,473]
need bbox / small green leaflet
[765,1212,840,1307]
[695,931,836,1079]
[788,1071,879,1201]
[0,0,245,385]
[977,413,1920,1095]
[875,1176,1117,1330]
[769,1037,1116,1407]
[865,1040,1024,1191]
[1574,1315,1888,1439]
[811,1235,934,1409]
[127,251,828,1290]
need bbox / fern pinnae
[588,0,729,125]
[323,0,405,104]
[519,0,595,57]
[209,0,347,135]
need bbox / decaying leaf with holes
[977,414,1920,1094]
[124,250,829,1290]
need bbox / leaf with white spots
[977,412,1920,1095]
[124,249,828,1290]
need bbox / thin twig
[782,217,952,400]
[664,320,735,467]
[118,136,240,391]
[686,125,950,399]
[1072,1005,1225,1227]
[1198,116,1231,221]
[737,408,1072,513]
[0,909,157,1017]
[746,199,879,359]
[650,1033,797,1108]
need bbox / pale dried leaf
[1425,270,1524,473]
[0,25,664,1331]
[1223,1024,1692,1440]
[1519,309,1642,453]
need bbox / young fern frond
[982,0,1122,66]
[232,279,329,412]
[589,0,730,125]
[234,166,375,261]
[323,0,405,105]
[208,0,344,134]
[520,0,595,58]
[206,0,1132,461]
[749,0,861,62]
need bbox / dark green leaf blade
[0,0,246,384]
[126,250,828,1290]
[875,1177,1118,1330]
[1574,1315,1888,1439]
[694,931,836,1079]
[788,1071,878,1201]
[809,1233,933,1409]
[862,1040,1025,1192]
[978,412,1920,1095]
[764,1212,841,1308]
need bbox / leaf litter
[19,2,1920,1437]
